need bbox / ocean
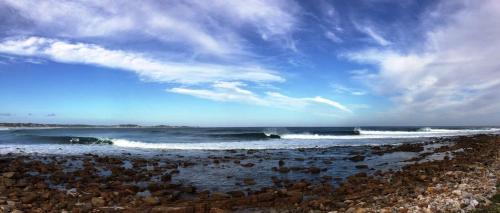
[0,126,498,155]
[1,126,499,192]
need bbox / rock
[243,178,256,185]
[227,190,245,198]
[91,197,105,207]
[257,192,275,202]
[161,174,172,182]
[278,167,290,173]
[21,192,37,204]
[0,205,11,212]
[286,191,303,203]
[211,192,230,199]
[291,182,308,190]
[143,196,160,205]
[309,167,321,174]
[11,210,23,213]
[180,186,196,193]
[355,165,369,169]
[452,190,461,196]
[74,202,92,211]
[151,206,193,213]
[241,163,255,167]
[209,208,226,213]
[348,155,365,162]
[2,172,15,178]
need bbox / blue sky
[0,0,499,126]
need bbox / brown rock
[348,155,365,162]
[278,167,290,173]
[286,191,303,204]
[209,208,226,213]
[91,197,105,207]
[211,192,230,199]
[227,190,245,198]
[355,164,369,169]
[143,196,160,205]
[241,163,255,167]
[2,172,15,178]
[243,178,256,185]
[180,186,196,193]
[151,206,194,213]
[257,192,275,202]
[21,192,37,204]
[309,167,321,174]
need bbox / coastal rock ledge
[0,134,498,212]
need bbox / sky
[0,0,499,126]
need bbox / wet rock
[151,206,194,213]
[209,208,226,213]
[180,186,196,193]
[243,178,256,185]
[161,174,172,182]
[211,192,230,199]
[2,172,15,178]
[286,191,303,204]
[348,155,365,162]
[241,163,255,167]
[355,165,369,169]
[291,182,308,190]
[21,192,37,204]
[278,167,290,173]
[308,167,321,174]
[257,192,275,202]
[143,196,160,205]
[91,197,105,207]
[227,190,245,198]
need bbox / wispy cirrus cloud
[0,0,301,58]
[354,24,391,46]
[331,84,366,96]
[0,36,284,84]
[345,0,500,124]
[169,82,351,112]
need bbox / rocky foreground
[0,134,498,212]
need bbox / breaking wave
[32,136,113,145]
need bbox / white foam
[111,138,385,150]
[0,127,9,131]
[281,128,500,140]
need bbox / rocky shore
[0,134,498,212]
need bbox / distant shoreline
[0,122,190,128]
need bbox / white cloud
[1,0,301,57]
[345,0,500,124]
[355,24,391,46]
[0,36,284,84]
[331,84,366,96]
[308,97,351,113]
[169,82,351,112]
[325,31,343,43]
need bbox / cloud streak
[0,36,284,84]
[169,82,351,112]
